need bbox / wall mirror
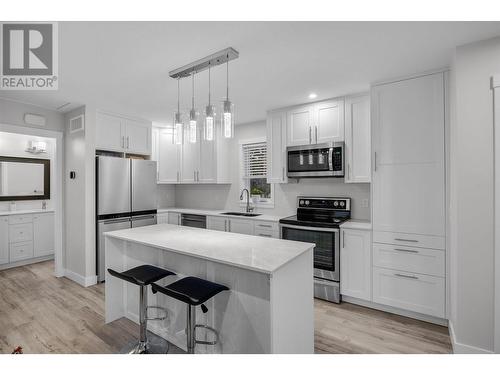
[0,156,50,201]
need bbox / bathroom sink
[221,212,262,217]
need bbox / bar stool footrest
[195,324,219,346]
[146,305,168,321]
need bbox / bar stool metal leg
[186,305,196,354]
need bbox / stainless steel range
[279,196,351,303]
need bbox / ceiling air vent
[69,114,85,134]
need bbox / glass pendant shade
[189,109,198,143]
[204,104,216,141]
[221,99,234,138]
[173,112,183,145]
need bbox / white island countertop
[105,223,314,274]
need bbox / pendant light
[188,72,198,143]
[173,78,183,145]
[221,54,234,138]
[204,62,216,141]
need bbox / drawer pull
[394,273,419,280]
[394,248,419,254]
[394,238,418,243]
[259,234,272,237]
[258,224,272,228]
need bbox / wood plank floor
[0,261,452,354]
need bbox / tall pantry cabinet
[371,72,447,319]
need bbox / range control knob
[299,200,304,205]
[305,200,310,205]
[333,201,339,207]
[340,201,345,207]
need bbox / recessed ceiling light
[308,93,317,99]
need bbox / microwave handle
[328,147,333,171]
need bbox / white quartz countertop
[157,207,285,222]
[0,208,54,216]
[340,220,372,230]
[105,223,314,274]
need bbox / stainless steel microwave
[287,142,344,178]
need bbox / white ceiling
[2,21,500,125]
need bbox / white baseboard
[449,321,494,354]
[64,269,98,287]
[342,295,448,326]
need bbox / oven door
[280,223,339,282]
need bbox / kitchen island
[104,223,314,354]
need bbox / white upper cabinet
[33,213,55,257]
[124,119,151,154]
[156,128,180,183]
[286,105,314,146]
[96,112,152,155]
[266,110,288,183]
[314,98,344,144]
[372,72,445,236]
[340,228,372,301]
[345,94,371,183]
[286,98,345,146]
[198,131,216,183]
[0,217,8,265]
[96,112,124,152]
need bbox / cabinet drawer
[9,241,34,262]
[373,243,445,277]
[254,221,278,232]
[8,214,33,225]
[373,231,445,250]
[372,266,445,318]
[254,228,279,239]
[9,223,33,243]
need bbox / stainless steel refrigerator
[96,156,157,282]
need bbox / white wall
[449,36,500,353]
[0,131,56,212]
[174,121,371,220]
[64,106,87,279]
[0,97,65,132]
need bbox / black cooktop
[279,214,350,229]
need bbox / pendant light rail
[169,47,239,79]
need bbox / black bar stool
[108,265,175,354]
[152,276,229,354]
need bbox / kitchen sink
[221,212,262,217]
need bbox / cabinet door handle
[309,126,312,144]
[194,171,196,181]
[282,167,285,181]
[394,238,419,243]
[374,152,377,172]
[315,126,318,143]
[127,136,130,149]
[122,136,125,148]
[394,273,419,280]
[259,234,272,237]
[259,224,272,228]
[342,231,345,248]
[394,248,419,254]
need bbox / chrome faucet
[240,188,254,213]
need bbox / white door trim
[492,75,500,354]
[0,123,64,278]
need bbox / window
[240,140,274,207]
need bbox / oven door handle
[328,147,333,171]
[280,223,339,233]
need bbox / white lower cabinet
[167,212,181,225]
[340,228,372,301]
[157,213,169,224]
[372,266,445,318]
[33,213,55,257]
[227,218,254,235]
[1,212,54,269]
[206,216,254,235]
[0,217,9,265]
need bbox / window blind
[242,142,267,179]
